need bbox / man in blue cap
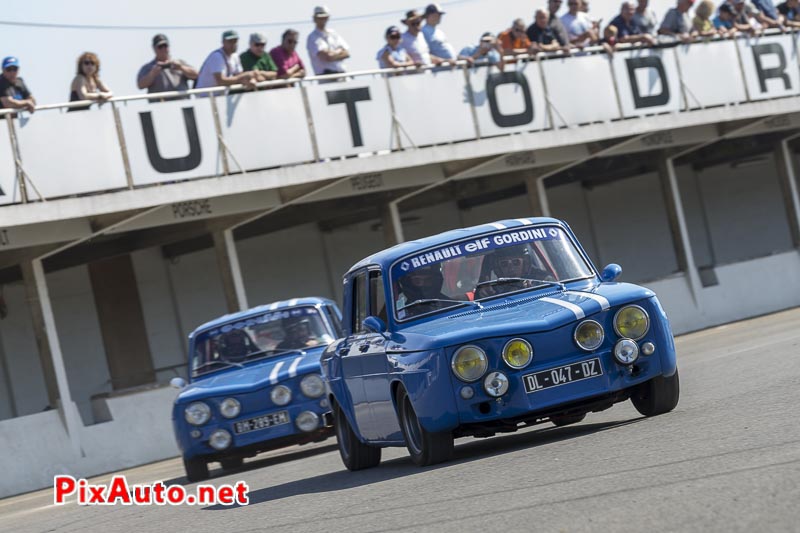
[422,3,456,62]
[0,57,36,113]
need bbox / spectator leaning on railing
[752,0,784,27]
[713,3,739,35]
[137,34,198,96]
[527,0,571,50]
[658,0,698,42]
[69,52,112,112]
[307,6,350,76]
[458,32,504,68]
[610,2,658,44]
[498,19,534,55]
[270,29,307,79]
[634,0,660,34]
[777,0,800,27]
[401,9,444,66]
[732,0,763,33]
[377,26,415,69]
[0,57,35,114]
[422,3,456,62]
[528,8,569,53]
[240,33,279,82]
[196,30,257,91]
[561,0,599,47]
[693,0,720,35]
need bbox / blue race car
[172,298,342,481]
[321,218,679,469]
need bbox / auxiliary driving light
[613,339,640,365]
[614,305,650,340]
[219,398,241,419]
[484,371,509,397]
[185,402,211,426]
[574,320,604,351]
[295,411,320,432]
[502,338,533,369]
[451,345,488,382]
[460,386,475,400]
[300,374,325,398]
[641,342,655,356]
[209,429,232,450]
[271,385,292,406]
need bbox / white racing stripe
[541,297,585,319]
[288,356,303,378]
[289,298,298,306]
[515,218,533,225]
[567,291,610,310]
[269,361,285,384]
[269,302,279,310]
[488,222,506,230]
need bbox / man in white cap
[196,30,256,90]
[307,6,351,76]
[422,3,456,61]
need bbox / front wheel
[631,368,680,417]
[183,457,209,482]
[397,387,453,467]
[333,400,381,471]
[551,413,587,427]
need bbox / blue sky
[2,0,674,105]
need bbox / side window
[369,270,387,322]
[326,305,343,337]
[353,272,368,334]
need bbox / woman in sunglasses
[68,52,113,112]
[377,26,415,69]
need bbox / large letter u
[139,107,202,173]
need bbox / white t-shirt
[307,27,350,75]
[195,48,243,89]
[560,12,593,45]
[402,31,431,65]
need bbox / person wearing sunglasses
[475,245,554,299]
[270,29,306,79]
[377,26,415,69]
[137,34,198,97]
[401,9,446,66]
[68,52,113,112]
[0,56,35,114]
[240,32,278,82]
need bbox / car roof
[189,297,336,338]
[346,217,566,274]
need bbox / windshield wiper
[398,298,483,312]
[475,277,566,292]
[193,359,245,373]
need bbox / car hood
[176,347,325,403]
[390,281,654,352]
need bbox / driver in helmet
[396,264,451,317]
[276,318,320,350]
[218,329,254,362]
[475,245,554,299]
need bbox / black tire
[396,387,453,467]
[183,457,209,482]
[631,368,680,417]
[551,413,587,427]
[220,457,243,471]
[333,400,381,471]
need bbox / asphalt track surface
[2,307,799,533]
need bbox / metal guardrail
[0,28,795,205]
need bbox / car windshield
[392,225,594,321]
[191,306,335,378]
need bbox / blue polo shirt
[610,14,642,38]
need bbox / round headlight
[209,429,232,450]
[295,410,320,432]
[614,305,650,340]
[184,402,211,426]
[502,338,533,369]
[484,371,509,397]
[451,345,488,382]
[614,338,640,365]
[300,374,325,398]
[574,320,605,351]
[270,385,292,406]
[219,398,241,419]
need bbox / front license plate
[523,358,603,394]
[233,411,290,434]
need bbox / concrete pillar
[88,254,156,390]
[774,139,800,249]
[657,156,702,304]
[29,259,83,456]
[212,229,249,313]
[523,175,548,217]
[0,331,18,417]
[21,261,60,408]
[381,203,402,247]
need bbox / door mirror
[363,316,387,334]
[600,263,622,282]
[170,377,187,389]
